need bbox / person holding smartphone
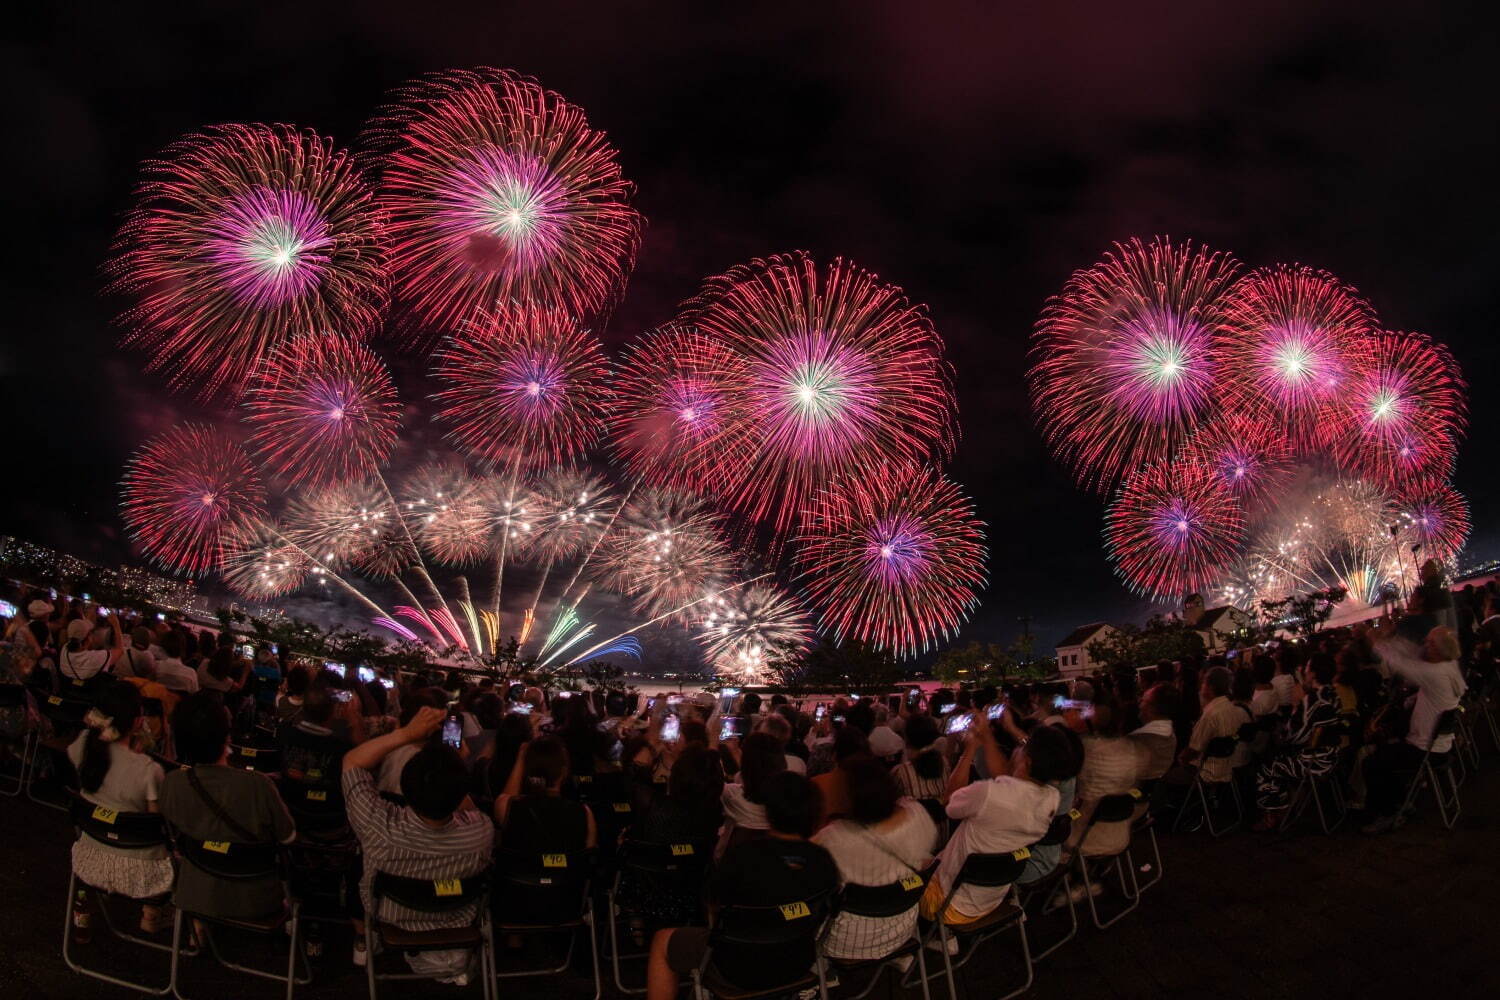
[494,736,599,925]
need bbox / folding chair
[691,891,835,1000]
[0,683,32,795]
[229,742,283,776]
[62,793,183,994]
[1074,793,1141,929]
[823,864,935,1000]
[1173,736,1243,836]
[1396,709,1462,830]
[1125,781,1164,896]
[364,869,494,1000]
[1015,810,1078,963]
[492,848,602,1000]
[1279,718,1355,835]
[24,692,89,810]
[907,851,1032,1000]
[606,838,713,994]
[167,833,311,999]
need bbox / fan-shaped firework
[432,303,612,470]
[610,323,754,493]
[402,463,490,565]
[1105,462,1245,599]
[284,481,397,567]
[600,488,733,620]
[795,467,986,657]
[1396,484,1470,562]
[1328,331,1465,491]
[1179,414,1292,502]
[695,583,812,681]
[475,475,539,553]
[121,425,267,575]
[528,468,613,562]
[108,124,388,399]
[1216,265,1373,449]
[219,521,311,599]
[680,253,955,539]
[243,333,401,486]
[364,67,640,348]
[1029,237,1241,492]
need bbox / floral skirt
[72,838,175,900]
[1255,747,1340,811]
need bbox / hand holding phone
[660,715,681,743]
[720,715,743,740]
[441,712,464,749]
[986,702,1005,720]
[945,712,975,735]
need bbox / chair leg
[1024,874,1077,962]
[585,902,603,1000]
[1173,778,1204,833]
[1130,826,1164,895]
[996,918,1034,1000]
[937,922,959,1000]
[365,919,378,1000]
[912,933,932,1000]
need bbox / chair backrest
[229,742,282,774]
[37,693,91,728]
[1203,735,1239,759]
[618,838,714,878]
[837,863,932,919]
[711,889,835,951]
[495,847,595,890]
[1036,809,1075,846]
[1432,708,1461,739]
[1236,720,1260,742]
[1092,792,1138,825]
[277,776,349,832]
[70,793,169,850]
[372,869,491,913]
[174,829,280,880]
[953,849,1029,889]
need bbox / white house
[1054,622,1116,678]
[1194,605,1253,651]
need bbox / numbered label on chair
[900,873,924,891]
[90,805,118,825]
[307,789,328,802]
[671,844,695,857]
[203,840,230,854]
[613,802,631,813]
[1128,788,1142,800]
[779,901,811,921]
[1010,846,1032,861]
[1068,808,1082,821]
[308,768,322,780]
[47,696,61,706]
[542,853,568,868]
[433,879,462,897]
[241,747,258,758]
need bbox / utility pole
[1016,614,1033,664]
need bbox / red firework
[1327,331,1466,491]
[1105,461,1246,598]
[609,323,754,493]
[794,467,986,657]
[1396,484,1470,562]
[364,67,641,350]
[108,124,388,399]
[1216,264,1374,450]
[1178,414,1292,504]
[219,520,310,599]
[243,334,402,486]
[432,303,613,470]
[121,424,267,575]
[680,253,956,541]
[1029,237,1241,492]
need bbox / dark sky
[5,1,1496,653]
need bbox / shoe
[925,935,960,956]
[1066,881,1104,905]
[1361,815,1396,835]
[892,954,915,974]
[437,973,470,987]
[353,941,368,967]
[304,937,324,959]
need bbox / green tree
[1256,586,1347,639]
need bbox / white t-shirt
[784,754,807,775]
[117,647,156,680]
[68,733,167,859]
[153,657,199,694]
[814,799,937,959]
[937,776,1058,917]
[1377,641,1467,752]
[868,726,905,758]
[1250,688,1280,718]
[59,648,112,681]
[377,742,423,795]
[1270,674,1296,707]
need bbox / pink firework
[599,488,734,620]
[1029,237,1241,492]
[243,334,402,486]
[1327,331,1466,491]
[120,424,267,575]
[1105,461,1246,598]
[219,521,310,599]
[681,253,955,540]
[795,467,986,657]
[1178,414,1292,503]
[108,124,387,399]
[1216,264,1374,449]
[284,480,396,568]
[432,303,613,470]
[610,323,754,494]
[1396,484,1470,562]
[364,67,641,349]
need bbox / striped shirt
[343,767,494,931]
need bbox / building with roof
[1054,622,1116,678]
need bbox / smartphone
[0,600,17,618]
[814,704,827,722]
[908,687,921,704]
[509,703,533,715]
[946,713,975,735]
[324,662,346,678]
[660,715,681,743]
[238,644,254,658]
[720,715,744,740]
[644,696,658,716]
[986,702,1005,720]
[833,714,846,725]
[441,713,463,749]
[938,702,958,716]
[332,689,353,703]
[720,687,741,698]
[357,666,376,684]
[378,678,395,689]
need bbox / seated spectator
[474,710,535,806]
[646,772,839,1000]
[758,712,806,774]
[892,713,950,803]
[248,644,282,725]
[118,627,157,681]
[150,631,198,694]
[158,692,295,921]
[1064,698,1141,867]
[494,736,599,924]
[1179,666,1241,783]
[278,686,355,787]
[923,711,1065,923]
[1271,649,1299,709]
[196,646,245,697]
[812,725,871,828]
[1253,653,1345,829]
[1360,624,1467,834]
[1008,722,1084,887]
[718,731,785,856]
[342,704,494,981]
[58,614,123,684]
[1250,655,1280,718]
[814,757,937,961]
[1129,684,1180,782]
[617,744,726,927]
[866,704,905,760]
[275,664,310,726]
[68,681,174,932]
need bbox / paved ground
[1,759,1496,1000]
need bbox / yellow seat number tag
[899,873,924,891]
[433,879,462,897]
[1128,788,1143,799]
[1068,808,1082,821]
[203,840,231,854]
[307,789,328,802]
[241,747,257,758]
[613,802,631,813]
[307,768,322,780]
[91,806,118,825]
[670,843,695,856]
[1011,846,1032,861]
[779,901,811,921]
[542,853,568,868]
[47,696,62,706]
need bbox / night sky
[6,1,1496,654]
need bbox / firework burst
[1105,461,1245,598]
[1395,484,1470,562]
[1178,414,1292,502]
[600,488,734,620]
[527,468,613,563]
[108,124,388,398]
[1029,237,1241,492]
[243,333,402,486]
[795,467,986,656]
[219,520,311,599]
[364,67,641,348]
[432,303,613,470]
[121,425,267,575]
[284,480,399,568]
[401,463,491,565]
[695,582,812,682]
